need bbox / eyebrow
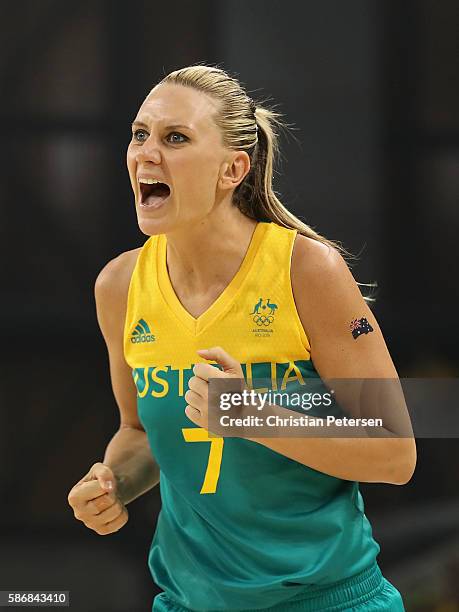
[131,120,194,132]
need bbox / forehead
[135,84,219,131]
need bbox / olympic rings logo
[253,314,274,326]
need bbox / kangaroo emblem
[250,297,263,315]
[250,297,279,328]
[265,298,278,315]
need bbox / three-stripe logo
[130,318,156,344]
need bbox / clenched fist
[67,462,129,536]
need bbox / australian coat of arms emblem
[250,297,278,327]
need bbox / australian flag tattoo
[350,317,374,339]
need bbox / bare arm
[249,236,417,485]
[95,250,160,505]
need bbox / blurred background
[1,1,458,610]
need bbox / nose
[135,135,162,165]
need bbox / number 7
[182,428,224,494]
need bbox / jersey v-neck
[156,221,270,336]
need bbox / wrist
[111,469,130,505]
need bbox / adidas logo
[130,318,156,344]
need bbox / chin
[137,218,168,237]
[136,209,180,237]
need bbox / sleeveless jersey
[123,221,381,610]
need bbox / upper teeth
[139,178,163,185]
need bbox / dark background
[1,1,459,611]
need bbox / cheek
[126,147,138,190]
[185,153,220,194]
[126,146,136,174]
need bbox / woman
[67,64,416,611]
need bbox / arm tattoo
[349,317,374,339]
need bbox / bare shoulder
[95,247,142,304]
[290,233,369,343]
[94,247,142,339]
[291,233,349,290]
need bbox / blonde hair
[158,63,377,303]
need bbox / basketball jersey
[123,221,381,610]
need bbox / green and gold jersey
[124,221,380,610]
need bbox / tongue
[144,193,169,207]
[141,183,170,207]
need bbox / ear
[218,151,251,192]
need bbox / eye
[132,128,148,143]
[166,132,188,144]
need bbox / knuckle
[92,521,106,533]
[94,496,106,510]
[101,523,115,535]
[100,463,112,475]
[98,494,114,512]
[83,515,95,526]
[107,508,118,521]
[67,489,77,505]
[115,504,124,519]
[93,462,111,477]
[105,495,116,510]
[110,503,121,518]
[73,503,86,519]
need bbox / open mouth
[139,180,171,208]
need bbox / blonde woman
[67,64,416,611]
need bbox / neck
[165,207,259,297]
